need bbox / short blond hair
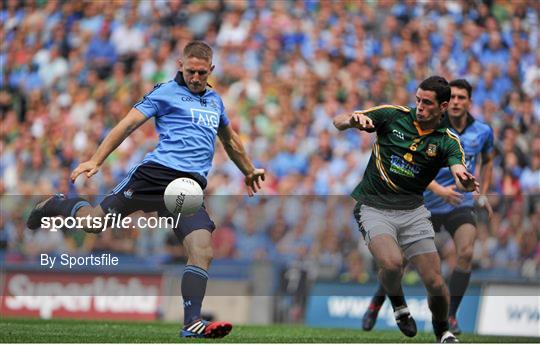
[183,41,213,62]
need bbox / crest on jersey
[123,189,134,199]
[426,144,437,157]
[404,152,413,163]
[409,138,421,151]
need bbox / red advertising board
[0,272,162,320]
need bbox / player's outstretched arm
[71,108,148,182]
[333,112,374,131]
[427,180,463,206]
[218,124,265,197]
[450,164,479,193]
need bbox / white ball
[163,178,203,216]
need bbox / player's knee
[425,274,446,294]
[380,257,403,276]
[190,245,213,266]
[457,244,474,263]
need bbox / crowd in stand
[1,0,539,280]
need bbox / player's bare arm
[71,108,148,182]
[450,164,479,193]
[477,151,495,218]
[218,124,265,197]
[333,111,374,131]
[427,180,463,206]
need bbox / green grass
[1,317,539,343]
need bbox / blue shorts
[100,161,215,241]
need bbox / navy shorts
[431,207,477,237]
[100,161,215,241]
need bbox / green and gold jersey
[351,105,465,210]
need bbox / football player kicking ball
[26,41,265,339]
[334,76,478,343]
[361,79,493,335]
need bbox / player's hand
[350,112,374,130]
[438,185,463,206]
[245,168,265,197]
[455,171,479,192]
[71,160,101,183]
[477,195,493,219]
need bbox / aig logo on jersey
[191,108,219,131]
[426,144,437,157]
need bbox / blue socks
[47,196,90,218]
[181,265,208,326]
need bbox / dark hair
[418,76,451,104]
[449,79,473,98]
[183,41,213,62]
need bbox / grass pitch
[1,317,539,343]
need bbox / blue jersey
[424,114,494,214]
[134,72,229,179]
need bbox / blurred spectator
[519,228,538,263]
[311,228,342,279]
[22,227,66,260]
[110,15,144,72]
[37,45,69,88]
[0,210,16,250]
[521,137,540,194]
[212,224,236,259]
[85,25,117,79]
[234,212,268,261]
[488,223,520,270]
[216,9,251,48]
[339,250,370,284]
